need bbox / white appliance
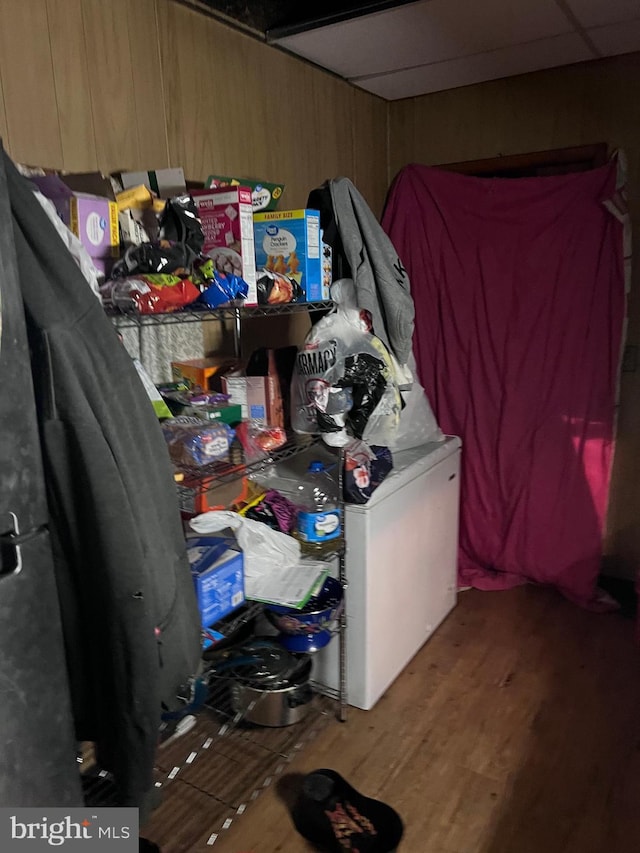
[315,436,462,710]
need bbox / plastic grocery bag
[390,353,444,452]
[291,279,402,447]
[189,510,300,578]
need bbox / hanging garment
[383,161,625,609]
[3,148,201,808]
[307,178,415,366]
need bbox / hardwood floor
[146,585,640,853]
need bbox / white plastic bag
[390,353,444,452]
[189,510,300,578]
[33,190,102,298]
[291,279,402,446]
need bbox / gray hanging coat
[326,177,415,366]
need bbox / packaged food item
[222,376,283,427]
[118,168,187,199]
[187,537,245,628]
[112,196,205,276]
[158,387,242,425]
[321,233,333,300]
[162,417,234,467]
[118,207,158,246]
[30,173,119,275]
[235,421,287,463]
[253,210,322,302]
[191,186,257,305]
[186,402,243,426]
[206,175,285,212]
[102,274,200,314]
[132,358,173,419]
[159,195,205,257]
[195,261,249,308]
[171,357,238,390]
[111,241,195,278]
[256,270,303,305]
[116,184,155,212]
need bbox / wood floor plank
[142,586,640,853]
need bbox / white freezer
[315,436,462,710]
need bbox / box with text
[192,186,257,305]
[253,209,322,303]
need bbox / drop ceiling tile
[564,0,640,28]
[587,19,640,54]
[273,0,573,80]
[355,32,592,100]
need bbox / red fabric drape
[382,163,624,609]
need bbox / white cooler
[315,436,462,710]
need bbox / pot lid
[225,638,307,689]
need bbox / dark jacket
[4,149,201,808]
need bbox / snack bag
[102,274,200,314]
[161,416,234,467]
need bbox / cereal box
[253,209,322,303]
[191,187,258,305]
[206,175,285,212]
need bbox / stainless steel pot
[224,640,313,727]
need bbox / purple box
[31,174,119,273]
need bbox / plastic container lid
[308,461,325,473]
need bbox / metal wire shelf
[175,431,317,506]
[106,300,334,328]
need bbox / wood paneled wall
[389,53,640,579]
[0,0,388,215]
[2,0,635,576]
[0,0,388,372]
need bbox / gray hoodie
[328,177,415,365]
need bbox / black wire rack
[106,300,334,329]
[80,627,340,846]
[175,431,317,509]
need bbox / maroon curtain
[383,162,624,609]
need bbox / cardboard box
[221,375,284,427]
[206,175,285,212]
[178,475,238,518]
[321,234,333,300]
[187,537,245,628]
[119,168,186,199]
[191,187,257,305]
[186,403,243,425]
[171,357,237,391]
[31,173,119,274]
[116,183,155,212]
[118,207,161,246]
[253,209,322,302]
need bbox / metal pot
[224,639,313,727]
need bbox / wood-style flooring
[144,585,640,853]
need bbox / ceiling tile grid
[359,32,593,100]
[276,0,574,79]
[585,19,640,56]
[271,0,640,99]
